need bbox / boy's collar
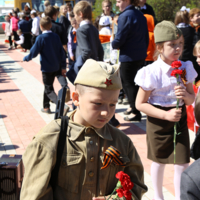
[80,20,90,27]
[140,4,147,10]
[42,30,52,34]
[67,110,113,141]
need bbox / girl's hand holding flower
[174,85,187,100]
[165,108,182,122]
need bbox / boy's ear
[39,24,43,31]
[79,11,83,18]
[72,91,79,106]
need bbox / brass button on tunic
[90,156,95,162]
[88,171,94,177]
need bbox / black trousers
[120,60,144,115]
[119,89,125,99]
[31,35,37,46]
[8,36,12,46]
[13,31,19,47]
[42,71,58,109]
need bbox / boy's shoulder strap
[50,116,69,190]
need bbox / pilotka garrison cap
[154,20,182,43]
[74,59,122,90]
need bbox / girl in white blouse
[135,21,197,200]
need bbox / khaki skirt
[146,105,190,164]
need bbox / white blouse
[99,27,112,36]
[15,35,24,45]
[134,56,197,107]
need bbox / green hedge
[93,0,200,23]
[148,0,200,22]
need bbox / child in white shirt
[30,10,40,45]
[135,21,197,200]
[4,15,12,50]
[14,29,26,52]
[99,16,112,35]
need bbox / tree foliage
[148,0,200,22]
[92,0,119,20]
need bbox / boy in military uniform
[20,59,147,200]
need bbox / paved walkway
[0,41,195,200]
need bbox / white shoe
[8,47,12,50]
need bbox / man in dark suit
[112,0,149,122]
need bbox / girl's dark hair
[174,10,190,25]
[13,11,18,16]
[131,0,139,6]
[99,24,110,31]
[69,11,74,18]
[94,16,101,30]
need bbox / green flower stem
[174,122,177,163]
[174,74,181,163]
[106,188,116,200]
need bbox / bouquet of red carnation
[106,171,134,200]
[170,61,183,163]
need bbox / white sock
[174,164,189,200]
[151,162,166,200]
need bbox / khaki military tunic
[20,111,147,200]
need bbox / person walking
[22,17,66,113]
[59,5,70,39]
[10,11,19,48]
[112,0,149,122]
[30,10,40,46]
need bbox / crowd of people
[3,0,200,200]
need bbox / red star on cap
[104,78,112,87]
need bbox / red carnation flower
[171,61,182,68]
[116,188,132,200]
[123,190,132,200]
[116,188,124,198]
[171,69,183,77]
[107,171,134,200]
[116,171,134,190]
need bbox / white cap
[30,10,36,14]
[99,16,110,26]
